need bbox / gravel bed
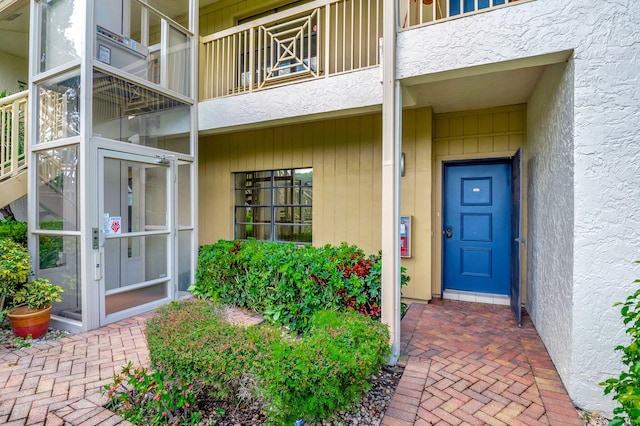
[576,407,611,426]
[0,318,71,350]
[320,364,404,426]
[198,364,404,426]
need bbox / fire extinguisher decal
[400,216,411,258]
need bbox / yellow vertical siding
[200,0,301,35]
[431,104,527,299]
[198,113,385,254]
[198,107,434,301]
[400,108,434,300]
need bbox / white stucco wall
[395,0,640,414]
[0,51,27,94]
[199,67,382,133]
[526,59,575,393]
[570,0,640,413]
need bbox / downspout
[381,0,402,364]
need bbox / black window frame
[234,168,313,244]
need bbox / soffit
[404,66,545,113]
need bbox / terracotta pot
[7,305,52,339]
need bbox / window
[235,168,313,243]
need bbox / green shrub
[0,238,31,315]
[102,361,200,425]
[256,310,389,425]
[146,299,279,398]
[0,218,27,247]
[145,300,390,425]
[192,240,409,332]
[601,268,640,426]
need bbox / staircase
[0,90,28,208]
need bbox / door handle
[445,226,453,239]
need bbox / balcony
[200,0,382,100]
[200,0,523,101]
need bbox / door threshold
[443,290,510,306]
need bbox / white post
[381,0,401,364]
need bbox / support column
[381,0,402,364]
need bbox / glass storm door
[98,150,173,324]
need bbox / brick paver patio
[381,299,583,425]
[0,300,583,425]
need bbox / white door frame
[97,148,175,325]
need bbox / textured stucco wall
[526,60,574,394]
[395,0,640,414]
[0,51,27,94]
[570,0,640,413]
[199,67,382,133]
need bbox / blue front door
[443,162,511,294]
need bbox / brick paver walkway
[381,299,583,425]
[0,314,153,426]
[0,301,582,425]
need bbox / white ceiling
[404,66,544,113]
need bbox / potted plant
[7,278,64,339]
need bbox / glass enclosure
[37,235,81,320]
[36,146,79,230]
[177,162,193,294]
[30,0,197,331]
[94,0,192,97]
[35,146,81,321]
[92,71,191,154]
[37,71,81,144]
[38,0,84,72]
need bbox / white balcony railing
[400,0,521,29]
[0,90,28,182]
[200,0,522,99]
[201,0,382,100]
